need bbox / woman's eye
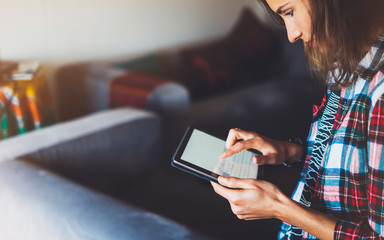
[285,10,293,17]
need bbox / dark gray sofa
[0,108,211,240]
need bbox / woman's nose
[287,27,302,43]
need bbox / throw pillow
[180,7,282,101]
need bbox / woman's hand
[211,176,287,220]
[220,128,302,165]
[211,176,337,240]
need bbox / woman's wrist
[282,141,304,164]
[272,189,294,221]
[275,195,337,240]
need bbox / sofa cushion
[109,72,171,109]
[0,160,212,240]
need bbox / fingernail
[218,176,227,184]
[220,153,226,159]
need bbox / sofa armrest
[0,107,162,179]
[0,160,211,240]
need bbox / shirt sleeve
[334,93,384,239]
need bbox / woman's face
[266,0,312,44]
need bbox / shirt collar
[355,32,384,81]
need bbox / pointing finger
[221,140,253,158]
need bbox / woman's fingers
[221,128,263,159]
[225,128,243,149]
[221,140,255,158]
[225,128,255,149]
[211,182,235,200]
[235,214,263,221]
[212,178,279,220]
[221,128,286,165]
[218,176,257,189]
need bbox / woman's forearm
[275,194,337,240]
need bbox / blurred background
[0,0,268,84]
[0,1,322,239]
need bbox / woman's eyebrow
[276,3,290,14]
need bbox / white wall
[0,0,271,102]
[0,0,267,63]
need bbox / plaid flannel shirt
[281,33,384,239]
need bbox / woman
[211,0,384,239]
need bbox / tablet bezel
[171,127,263,183]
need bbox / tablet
[171,127,263,184]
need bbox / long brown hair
[258,0,384,87]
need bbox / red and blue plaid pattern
[280,33,384,239]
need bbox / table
[0,62,55,139]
